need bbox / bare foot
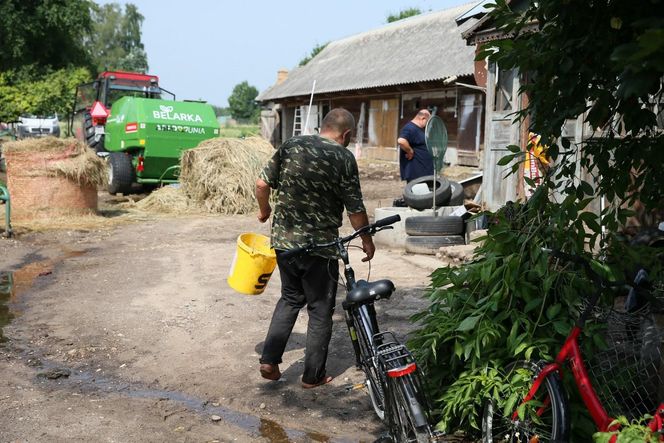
[259,363,281,381]
[301,375,333,389]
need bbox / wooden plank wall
[482,65,520,211]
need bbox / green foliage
[0,0,94,71]
[410,186,663,437]
[480,0,664,223]
[228,81,259,122]
[299,42,329,66]
[217,124,260,139]
[409,185,608,433]
[409,0,664,439]
[0,67,92,122]
[211,106,231,117]
[88,2,149,73]
[594,416,662,442]
[386,7,422,23]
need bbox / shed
[258,2,486,167]
[460,0,595,211]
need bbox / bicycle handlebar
[280,215,401,260]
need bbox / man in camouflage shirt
[255,108,375,388]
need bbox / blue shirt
[399,121,433,182]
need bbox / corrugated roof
[258,2,481,101]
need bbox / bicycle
[281,214,439,442]
[481,248,664,442]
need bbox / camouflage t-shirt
[260,135,366,257]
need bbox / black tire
[403,175,451,210]
[405,215,464,236]
[108,152,135,195]
[482,361,569,443]
[83,111,107,153]
[386,376,431,443]
[354,308,387,421]
[449,181,464,206]
[405,235,465,254]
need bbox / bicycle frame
[337,239,382,368]
[517,326,614,432]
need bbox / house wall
[482,62,520,211]
[266,85,485,166]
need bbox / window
[493,64,516,112]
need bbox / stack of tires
[404,215,465,254]
[402,175,467,255]
[402,175,464,210]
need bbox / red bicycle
[481,249,664,442]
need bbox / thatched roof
[257,2,480,102]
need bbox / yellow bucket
[227,232,277,295]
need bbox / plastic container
[227,233,277,295]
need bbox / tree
[386,8,421,23]
[228,81,259,122]
[0,0,93,72]
[299,42,329,66]
[211,105,231,118]
[482,0,664,223]
[0,67,92,122]
[88,2,149,74]
[410,0,663,438]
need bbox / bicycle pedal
[343,382,366,392]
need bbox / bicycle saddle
[346,279,395,305]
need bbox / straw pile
[134,185,201,214]
[3,137,106,187]
[179,137,273,214]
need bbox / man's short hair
[321,108,355,134]
[416,109,431,118]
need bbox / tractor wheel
[108,152,135,195]
[83,111,107,154]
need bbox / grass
[218,124,260,138]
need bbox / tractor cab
[69,71,175,153]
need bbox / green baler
[104,96,219,194]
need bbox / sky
[99,0,478,108]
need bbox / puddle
[52,368,341,442]
[0,249,86,343]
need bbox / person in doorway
[255,108,375,389]
[397,109,433,183]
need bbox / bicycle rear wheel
[482,361,569,443]
[386,375,431,443]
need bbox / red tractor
[68,71,174,153]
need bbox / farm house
[258,3,486,167]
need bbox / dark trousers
[260,251,339,385]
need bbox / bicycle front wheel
[482,361,569,443]
[386,375,431,443]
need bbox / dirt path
[0,171,453,442]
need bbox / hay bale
[4,137,106,187]
[180,137,272,214]
[4,137,105,220]
[134,185,201,214]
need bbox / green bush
[217,124,260,139]
[409,182,662,438]
[594,416,662,443]
[0,66,91,122]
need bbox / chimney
[276,69,288,85]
